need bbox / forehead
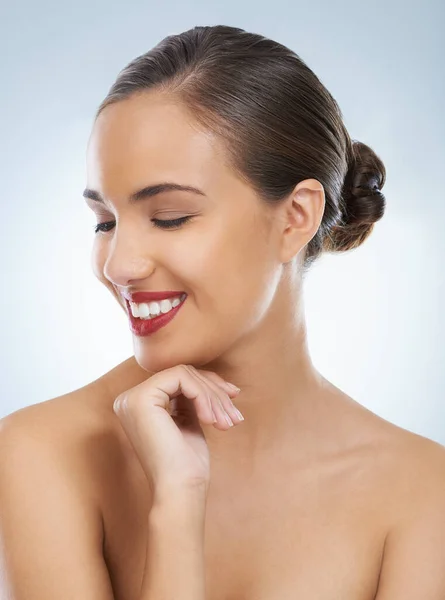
[86,91,226,193]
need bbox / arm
[138,493,207,600]
[374,442,445,598]
[0,415,115,599]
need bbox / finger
[183,365,234,429]
[174,366,218,425]
[198,369,244,424]
[170,380,214,427]
[186,366,242,428]
[128,365,216,425]
[194,368,241,397]
[181,365,231,430]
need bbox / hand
[112,364,244,499]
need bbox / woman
[1,24,445,600]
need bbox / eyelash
[93,216,193,234]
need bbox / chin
[132,337,227,375]
[133,352,180,375]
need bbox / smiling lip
[121,290,186,304]
[125,296,186,336]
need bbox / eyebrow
[82,182,207,205]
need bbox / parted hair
[96,24,386,274]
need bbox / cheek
[226,221,273,284]
[192,225,274,311]
[226,226,278,321]
[90,242,107,284]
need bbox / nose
[102,225,156,286]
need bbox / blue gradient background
[1,1,444,443]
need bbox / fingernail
[234,408,244,421]
[225,381,241,393]
[225,413,234,427]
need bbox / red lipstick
[123,292,187,337]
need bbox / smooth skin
[112,363,248,600]
[1,89,445,599]
[112,363,245,498]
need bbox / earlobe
[279,179,325,264]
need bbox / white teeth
[160,299,172,314]
[129,294,185,320]
[130,303,139,318]
[138,303,150,319]
[148,301,161,316]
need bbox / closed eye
[93,216,194,234]
[152,216,194,229]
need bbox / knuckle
[182,364,199,380]
[113,392,130,413]
[113,395,123,413]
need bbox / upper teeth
[129,294,185,320]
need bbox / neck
[201,286,329,476]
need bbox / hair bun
[330,140,387,253]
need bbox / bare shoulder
[0,355,153,482]
[0,355,152,503]
[0,375,137,598]
[323,381,445,520]
[378,417,445,514]
[367,408,445,483]
[344,395,445,517]
[0,354,149,445]
[349,407,445,596]
[0,378,114,506]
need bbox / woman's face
[85,91,284,372]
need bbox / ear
[277,179,325,264]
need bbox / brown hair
[96,25,386,275]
